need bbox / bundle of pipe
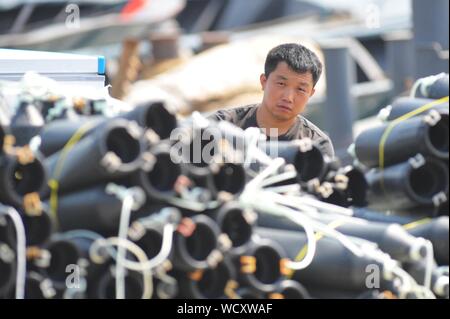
[353,73,449,215]
[1,74,449,300]
[354,111,448,168]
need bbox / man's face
[260,61,316,121]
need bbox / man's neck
[256,104,296,136]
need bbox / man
[208,43,334,158]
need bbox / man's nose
[281,88,294,103]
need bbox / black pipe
[181,162,246,200]
[71,233,142,300]
[257,212,427,263]
[36,238,82,286]
[413,73,449,99]
[173,214,221,272]
[212,163,246,195]
[38,116,104,157]
[45,119,143,194]
[322,216,428,263]
[53,184,142,235]
[366,157,449,210]
[38,102,173,158]
[58,234,112,297]
[177,258,236,299]
[355,114,449,168]
[0,199,51,249]
[180,125,221,178]
[406,216,449,265]
[352,208,417,224]
[129,225,165,261]
[404,261,449,298]
[0,207,16,247]
[176,120,248,195]
[20,271,57,299]
[21,206,53,247]
[210,202,255,256]
[59,234,101,260]
[132,143,182,201]
[237,237,286,294]
[88,263,145,299]
[255,227,387,292]
[319,185,350,207]
[271,280,310,299]
[259,140,328,182]
[381,97,448,122]
[0,152,47,208]
[0,242,16,297]
[340,166,368,207]
[119,101,178,140]
[39,102,173,158]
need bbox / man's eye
[298,88,306,92]
[277,82,285,86]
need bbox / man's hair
[264,43,323,87]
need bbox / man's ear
[260,73,267,90]
[309,87,316,98]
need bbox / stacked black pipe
[0,73,449,300]
[354,73,449,216]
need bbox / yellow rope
[49,121,98,227]
[402,218,432,231]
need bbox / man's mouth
[276,104,292,112]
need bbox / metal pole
[383,31,415,97]
[321,40,356,161]
[412,0,449,79]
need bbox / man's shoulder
[207,104,257,124]
[209,104,257,120]
[297,115,335,157]
[297,115,328,140]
